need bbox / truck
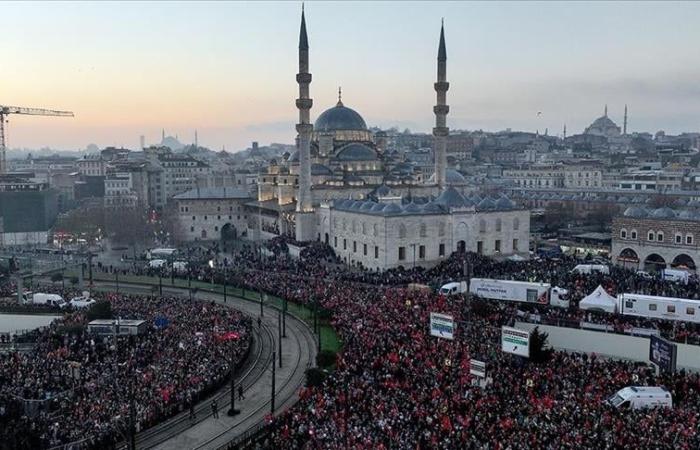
[469,278,569,308]
[607,386,672,410]
[661,268,690,285]
[439,281,468,296]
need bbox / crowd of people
[0,291,251,449]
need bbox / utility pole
[283,298,287,338]
[223,265,227,303]
[271,350,276,414]
[278,309,283,368]
[227,340,240,416]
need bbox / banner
[469,359,486,378]
[649,335,677,373]
[430,313,455,340]
[501,326,530,357]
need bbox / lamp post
[223,264,227,303]
[411,243,417,269]
[227,333,241,417]
[271,350,276,414]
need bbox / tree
[50,273,63,284]
[529,327,554,363]
[305,367,327,388]
[587,203,619,232]
[104,207,155,246]
[316,350,336,368]
[86,301,113,321]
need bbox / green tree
[305,367,327,388]
[50,273,64,284]
[316,350,336,368]
[529,327,554,363]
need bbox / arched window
[420,223,427,237]
[362,222,367,234]
[513,217,520,230]
[495,218,502,232]
[657,232,664,242]
[620,229,628,239]
[687,234,694,245]
[399,224,407,239]
[648,230,655,241]
[631,229,638,240]
[676,233,683,244]
[373,224,379,236]
[352,220,357,233]
[479,219,486,233]
[438,222,446,237]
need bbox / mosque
[250,8,530,269]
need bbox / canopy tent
[579,285,617,314]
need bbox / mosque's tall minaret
[433,20,449,191]
[295,6,316,241]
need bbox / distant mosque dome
[584,106,621,138]
[314,96,367,132]
[336,143,377,161]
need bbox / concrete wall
[516,321,700,371]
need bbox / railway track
[88,281,315,450]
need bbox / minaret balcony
[296,99,313,109]
[434,81,450,91]
[433,127,449,137]
[296,73,312,84]
[433,105,450,115]
[296,123,314,133]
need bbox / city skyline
[3,1,700,152]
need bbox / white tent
[579,285,617,314]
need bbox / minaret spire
[623,104,628,135]
[162,128,165,142]
[563,123,567,140]
[604,104,608,117]
[295,5,315,241]
[433,19,449,191]
[337,86,343,106]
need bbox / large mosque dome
[315,102,367,132]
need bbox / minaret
[295,5,315,241]
[623,104,628,135]
[162,129,165,142]
[604,104,608,117]
[433,19,449,191]
[195,130,198,147]
[563,124,567,140]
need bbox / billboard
[649,335,677,373]
[501,326,530,357]
[430,312,455,340]
[469,359,486,378]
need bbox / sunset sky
[3,1,700,152]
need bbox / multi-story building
[104,173,138,208]
[612,206,700,273]
[0,177,58,245]
[502,164,565,189]
[173,187,252,241]
[616,170,683,192]
[77,153,107,176]
[563,162,603,189]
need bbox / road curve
[89,281,316,450]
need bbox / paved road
[90,281,317,450]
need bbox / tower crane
[0,105,74,174]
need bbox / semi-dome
[435,187,468,208]
[360,201,375,211]
[371,203,387,212]
[477,198,497,210]
[423,201,445,213]
[402,202,422,214]
[429,169,467,184]
[311,163,333,176]
[677,210,695,220]
[650,207,676,219]
[623,206,647,218]
[382,203,403,214]
[336,143,377,161]
[314,103,367,132]
[495,197,515,210]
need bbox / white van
[148,259,167,269]
[572,264,610,275]
[29,293,67,308]
[439,281,468,296]
[607,386,672,410]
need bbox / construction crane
[0,105,74,174]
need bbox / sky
[2,1,700,152]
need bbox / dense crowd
[0,292,251,449]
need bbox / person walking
[211,399,219,419]
[189,400,196,421]
[238,385,245,401]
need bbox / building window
[420,224,427,237]
[676,234,682,244]
[439,243,445,256]
[375,246,379,259]
[399,224,407,239]
[353,241,357,253]
[419,245,425,259]
[439,223,446,236]
[631,230,637,240]
[667,305,676,313]
[495,240,501,253]
[495,218,502,232]
[513,239,518,251]
[373,224,378,236]
[214,226,219,232]
[477,241,483,254]
[620,229,627,239]
[363,244,367,256]
[513,217,520,230]
[190,226,194,232]
[687,307,695,315]
[648,231,654,241]
[192,216,196,221]
[398,247,406,261]
[479,220,486,233]
[343,239,347,250]
[334,236,337,248]
[657,232,664,242]
[204,215,208,221]
[649,304,657,311]
[687,235,694,245]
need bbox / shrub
[305,367,327,388]
[316,349,336,368]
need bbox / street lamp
[227,332,241,417]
